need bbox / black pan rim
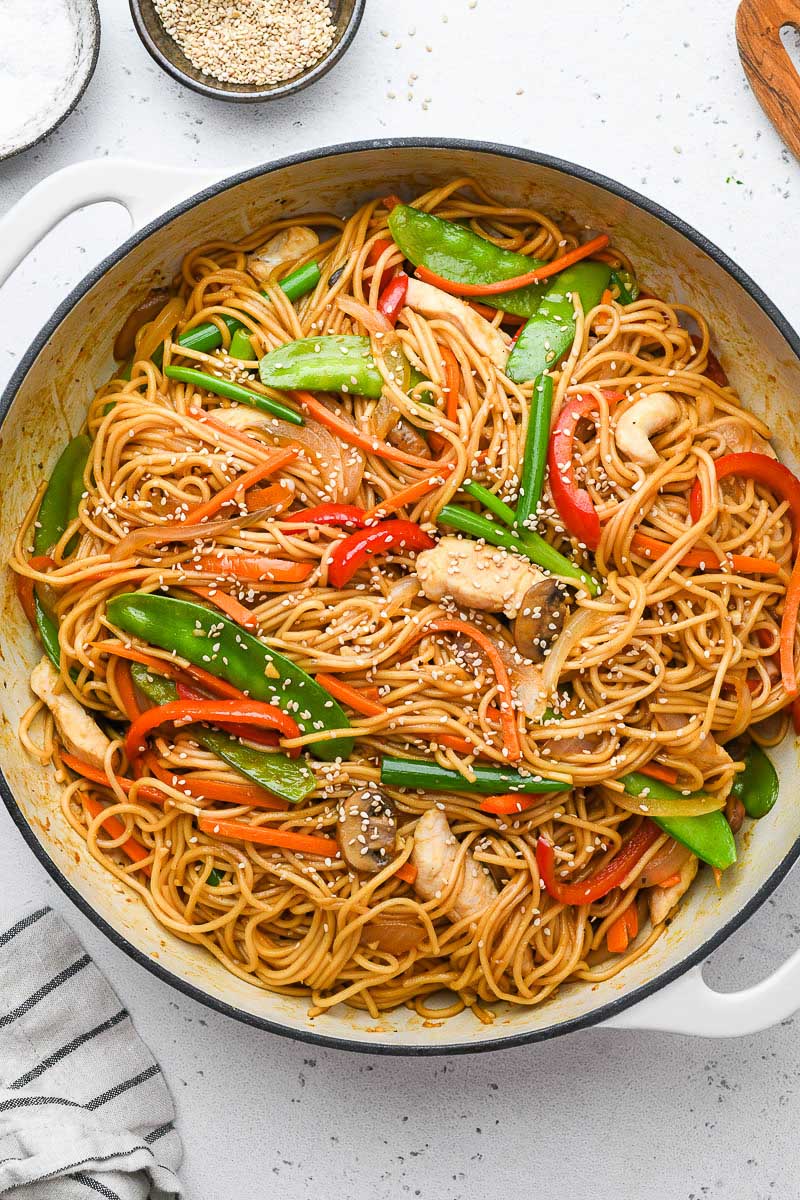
[2,136,800,1056]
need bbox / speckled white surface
[1,1,800,1196]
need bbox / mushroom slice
[247,226,319,286]
[648,855,698,926]
[412,808,498,922]
[615,392,680,465]
[512,579,567,663]
[337,785,397,874]
[30,657,111,769]
[416,536,546,617]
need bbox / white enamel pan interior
[1,141,800,1054]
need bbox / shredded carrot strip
[82,793,152,873]
[246,480,294,513]
[467,300,526,326]
[198,815,339,858]
[415,235,610,297]
[365,465,453,522]
[114,659,142,721]
[145,755,286,811]
[407,618,522,763]
[658,873,681,889]
[638,762,679,786]
[394,861,418,884]
[438,343,461,424]
[631,532,780,576]
[189,406,277,455]
[625,903,639,940]
[438,733,482,755]
[479,794,533,815]
[315,673,387,717]
[190,554,315,583]
[606,911,630,954]
[93,642,246,700]
[182,586,259,630]
[296,391,440,470]
[61,752,165,807]
[182,447,298,525]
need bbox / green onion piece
[228,328,255,361]
[380,756,570,795]
[163,365,304,426]
[279,260,322,303]
[207,868,224,887]
[461,480,518,527]
[437,504,600,596]
[516,373,553,532]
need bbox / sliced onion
[609,787,725,819]
[138,297,185,362]
[361,914,426,954]
[540,606,604,702]
[385,574,421,616]
[338,295,393,334]
[636,837,694,887]
[494,638,548,719]
[371,395,398,439]
[111,504,276,560]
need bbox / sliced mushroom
[648,855,698,926]
[412,808,498,922]
[361,913,426,955]
[113,287,170,362]
[512,579,567,663]
[388,417,432,459]
[615,392,680,465]
[247,226,319,286]
[416,536,547,618]
[404,277,510,369]
[337,785,397,874]
[30,657,111,769]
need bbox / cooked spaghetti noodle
[11,177,795,1022]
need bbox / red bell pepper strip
[377,274,408,326]
[284,503,368,529]
[125,698,300,761]
[415,234,610,297]
[175,682,281,748]
[689,452,800,556]
[780,551,800,698]
[536,820,659,906]
[548,392,621,551]
[327,520,435,588]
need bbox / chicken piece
[713,417,776,459]
[614,392,680,465]
[416,536,547,618]
[404,277,510,369]
[648,855,698,926]
[247,226,319,286]
[412,808,498,922]
[30,657,110,769]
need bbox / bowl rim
[0,0,101,163]
[3,137,800,1054]
[128,0,366,102]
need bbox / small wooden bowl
[129,0,365,102]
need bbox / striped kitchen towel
[0,905,182,1198]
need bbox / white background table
[1,1,799,1195]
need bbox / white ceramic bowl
[1,141,800,1052]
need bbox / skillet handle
[736,0,800,159]
[603,950,800,1036]
[0,159,217,287]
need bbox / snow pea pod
[507,262,611,383]
[108,593,353,761]
[130,664,315,803]
[388,205,547,317]
[259,335,384,399]
[622,773,737,870]
[731,741,779,819]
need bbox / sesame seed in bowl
[129,0,365,101]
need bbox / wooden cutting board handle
[737,0,800,158]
